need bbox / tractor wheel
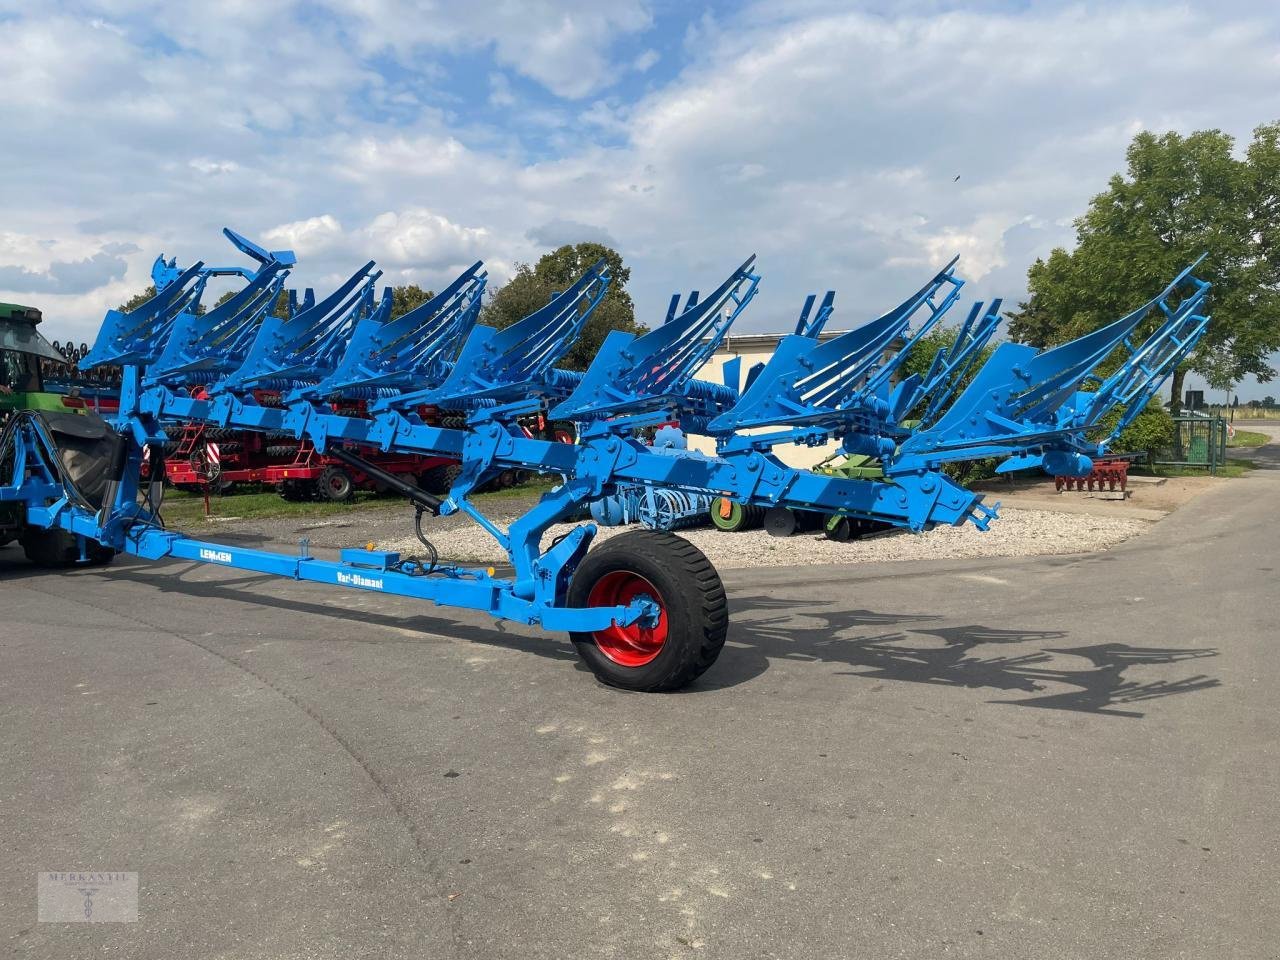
[316,466,354,502]
[418,462,462,495]
[710,498,764,532]
[20,528,116,568]
[568,530,727,692]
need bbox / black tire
[710,498,764,532]
[825,516,853,542]
[279,479,316,502]
[568,530,727,692]
[418,462,462,495]
[265,444,297,457]
[20,528,115,568]
[853,517,895,539]
[316,466,354,502]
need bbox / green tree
[117,287,157,312]
[390,284,434,320]
[213,283,435,321]
[1088,399,1176,460]
[214,288,290,318]
[897,326,996,420]
[1007,124,1280,411]
[480,243,647,370]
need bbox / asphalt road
[2,434,1277,959]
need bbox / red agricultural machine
[150,395,571,500]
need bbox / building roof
[709,329,854,352]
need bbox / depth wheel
[710,497,764,532]
[316,466,354,502]
[568,530,727,692]
[825,516,853,542]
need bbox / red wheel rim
[587,571,668,667]
[328,474,347,495]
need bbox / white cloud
[262,215,345,256]
[632,49,660,73]
[489,73,515,108]
[360,209,489,270]
[3,0,1280,379]
[189,158,240,176]
[318,0,652,99]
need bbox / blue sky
[1,0,1278,398]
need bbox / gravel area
[381,507,1151,570]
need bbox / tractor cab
[0,303,69,415]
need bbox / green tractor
[0,303,69,415]
[0,302,117,565]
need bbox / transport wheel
[418,462,462,495]
[316,466,354,502]
[20,528,116,568]
[709,497,764,532]
[764,506,798,538]
[568,530,727,692]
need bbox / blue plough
[0,230,1211,689]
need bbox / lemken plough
[0,230,1211,689]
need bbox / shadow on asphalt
[713,595,1220,718]
[2,556,1221,718]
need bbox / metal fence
[1153,415,1229,473]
